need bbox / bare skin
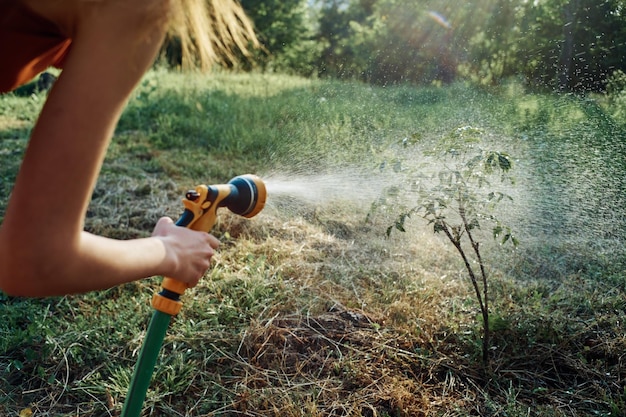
[0,0,220,297]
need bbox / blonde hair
[167,0,259,69]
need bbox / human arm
[0,0,219,297]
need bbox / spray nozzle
[179,174,266,232]
[153,174,267,312]
[222,174,267,218]
[183,175,267,214]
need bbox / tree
[381,127,517,364]
[458,0,523,85]
[516,0,626,92]
[316,0,461,85]
[315,0,371,79]
[240,0,319,75]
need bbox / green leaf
[498,154,512,171]
[11,360,24,371]
[468,218,480,230]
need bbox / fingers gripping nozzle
[155,175,266,314]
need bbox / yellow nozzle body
[181,174,267,231]
[152,175,266,315]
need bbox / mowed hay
[78,176,626,416]
[202,209,626,416]
[234,310,478,417]
[200,211,482,416]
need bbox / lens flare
[426,10,451,30]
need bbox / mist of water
[263,169,397,207]
[259,124,626,280]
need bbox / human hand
[151,216,220,287]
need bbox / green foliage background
[208,0,626,92]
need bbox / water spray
[121,174,266,417]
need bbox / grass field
[1,70,625,416]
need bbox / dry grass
[176,199,626,417]
[3,157,624,417]
[2,73,625,416]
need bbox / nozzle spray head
[224,174,267,218]
[180,174,266,232]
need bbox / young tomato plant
[385,126,517,364]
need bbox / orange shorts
[0,1,71,93]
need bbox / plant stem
[459,207,490,364]
[440,221,489,364]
